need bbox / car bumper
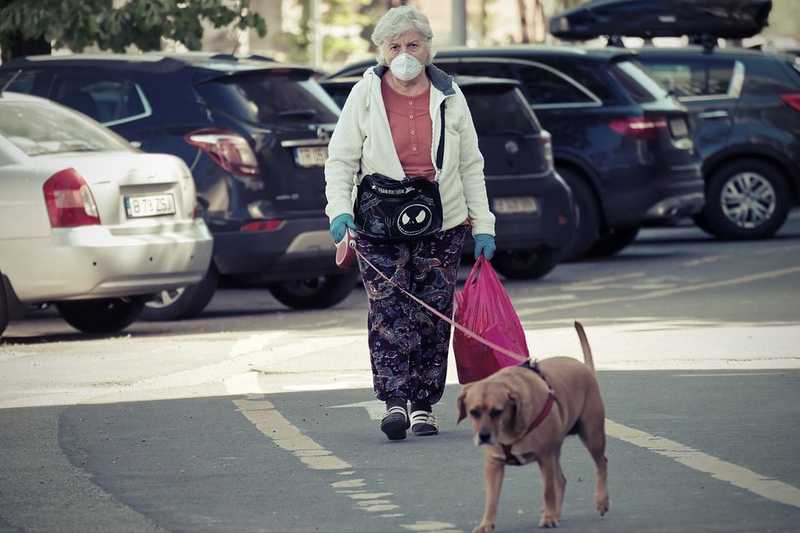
[213,217,341,282]
[3,219,213,302]
[485,171,576,251]
[605,163,705,227]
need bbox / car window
[516,64,596,106]
[640,58,736,98]
[436,61,516,81]
[0,69,50,97]
[51,75,151,125]
[196,70,340,124]
[0,101,131,156]
[462,85,540,136]
[610,60,668,103]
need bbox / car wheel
[492,247,561,280]
[56,297,146,334]
[141,265,219,321]
[268,271,359,310]
[586,226,640,258]
[695,159,790,240]
[558,168,600,261]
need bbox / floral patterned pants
[355,225,468,406]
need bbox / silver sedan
[0,91,213,335]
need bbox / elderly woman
[324,5,495,441]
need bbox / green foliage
[0,0,266,58]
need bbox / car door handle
[697,110,729,119]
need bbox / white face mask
[389,53,424,82]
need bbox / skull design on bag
[397,204,433,235]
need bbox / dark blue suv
[329,46,705,260]
[0,53,357,318]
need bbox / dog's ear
[456,385,471,424]
[506,390,527,435]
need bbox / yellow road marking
[606,419,800,509]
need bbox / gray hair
[371,5,435,66]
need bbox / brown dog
[457,321,609,531]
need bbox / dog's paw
[596,492,610,516]
[472,522,494,533]
[538,512,559,528]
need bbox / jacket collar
[370,64,455,96]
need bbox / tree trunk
[2,32,51,63]
[517,0,529,43]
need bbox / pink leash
[352,245,529,362]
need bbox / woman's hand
[330,214,357,243]
[473,234,496,260]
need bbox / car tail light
[539,130,554,171]
[780,93,800,112]
[609,116,668,139]
[185,128,258,176]
[43,168,100,228]
[241,219,286,232]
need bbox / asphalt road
[1,213,799,532]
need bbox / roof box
[549,0,772,41]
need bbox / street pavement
[1,212,799,532]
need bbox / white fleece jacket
[324,65,496,236]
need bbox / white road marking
[606,419,800,509]
[511,294,577,305]
[563,272,646,289]
[517,265,800,317]
[683,255,725,267]
[330,400,386,421]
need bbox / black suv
[636,47,800,239]
[321,75,575,279]
[0,53,358,318]
[328,46,705,260]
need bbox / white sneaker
[410,410,438,436]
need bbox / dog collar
[502,360,556,465]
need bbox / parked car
[0,53,357,320]
[321,74,575,279]
[636,46,800,239]
[0,91,213,336]
[328,46,705,260]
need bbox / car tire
[558,168,600,261]
[141,265,219,321]
[56,297,146,334]
[492,247,561,280]
[586,226,640,258]
[0,272,9,337]
[268,271,359,310]
[694,159,790,240]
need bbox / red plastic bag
[453,256,530,384]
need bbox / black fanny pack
[354,104,446,243]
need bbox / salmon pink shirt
[381,79,435,180]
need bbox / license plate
[669,118,689,137]
[294,146,328,168]
[493,196,539,215]
[124,193,176,218]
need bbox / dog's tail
[574,321,595,372]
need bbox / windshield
[0,100,131,156]
[197,70,340,125]
[611,60,669,103]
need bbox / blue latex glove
[473,234,496,260]
[330,213,357,243]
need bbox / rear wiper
[277,109,318,119]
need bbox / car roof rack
[550,0,772,52]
